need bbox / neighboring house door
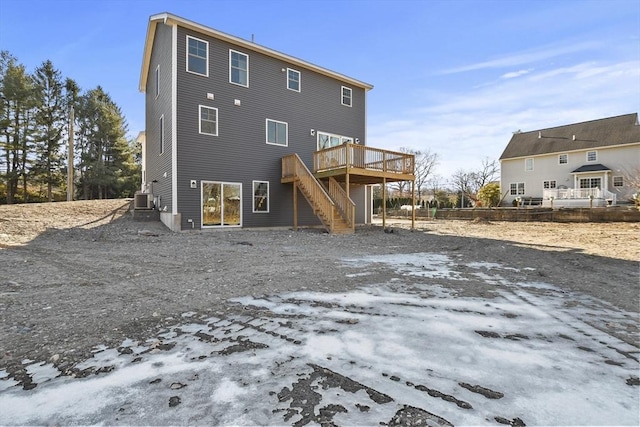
[201,181,242,227]
[579,177,601,197]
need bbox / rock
[168,396,181,407]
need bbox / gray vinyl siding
[174,26,367,230]
[145,22,174,211]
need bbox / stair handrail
[328,177,355,229]
[288,153,336,231]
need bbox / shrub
[478,183,501,207]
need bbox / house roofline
[499,141,640,161]
[139,12,374,93]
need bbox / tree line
[0,51,140,204]
[376,147,502,208]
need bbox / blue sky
[1,0,638,180]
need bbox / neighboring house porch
[282,143,415,234]
[541,163,617,208]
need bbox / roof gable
[499,113,640,160]
[139,12,373,93]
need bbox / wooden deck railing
[313,144,414,175]
[327,177,355,228]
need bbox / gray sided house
[499,113,640,208]
[138,13,414,233]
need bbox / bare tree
[392,147,439,201]
[475,158,500,189]
[450,158,500,206]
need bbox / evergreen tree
[32,60,65,201]
[1,57,37,203]
[75,86,137,199]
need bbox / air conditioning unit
[134,192,154,210]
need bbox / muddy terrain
[0,200,638,424]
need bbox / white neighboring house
[499,113,640,208]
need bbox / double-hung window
[287,68,300,91]
[543,180,556,189]
[187,36,208,76]
[159,115,164,154]
[155,65,160,98]
[230,50,248,87]
[587,151,597,162]
[525,158,534,171]
[613,176,623,187]
[199,106,218,136]
[341,86,352,107]
[266,119,287,146]
[559,153,568,164]
[510,182,525,195]
[252,181,269,213]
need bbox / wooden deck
[281,144,416,233]
[282,144,415,185]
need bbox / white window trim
[613,176,623,187]
[229,49,249,87]
[252,180,270,213]
[586,150,597,162]
[199,105,219,136]
[510,182,525,195]
[266,118,288,147]
[525,158,534,171]
[186,35,209,77]
[201,181,243,228]
[155,65,160,99]
[316,131,353,150]
[287,68,301,92]
[341,86,352,107]
[159,115,164,155]
[558,153,568,164]
[543,180,557,189]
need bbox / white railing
[543,188,617,205]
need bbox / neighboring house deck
[500,113,640,208]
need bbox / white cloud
[369,59,640,181]
[501,69,533,79]
[439,41,601,75]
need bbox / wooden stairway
[282,154,355,234]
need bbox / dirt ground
[1,199,638,390]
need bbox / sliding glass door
[202,181,242,227]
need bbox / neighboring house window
[510,182,525,195]
[252,181,269,213]
[287,68,300,92]
[559,153,568,164]
[543,180,557,189]
[199,106,218,136]
[155,65,160,98]
[159,115,164,154]
[341,86,352,107]
[580,178,601,189]
[613,176,623,187]
[187,36,208,76]
[525,158,534,171]
[586,150,597,162]
[266,119,288,146]
[229,50,248,87]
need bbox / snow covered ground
[1,252,638,426]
